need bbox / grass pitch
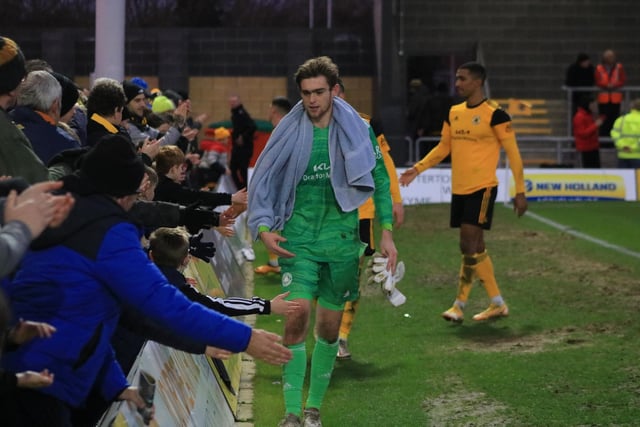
[250,201,640,426]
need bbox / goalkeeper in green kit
[248,56,398,427]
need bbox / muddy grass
[415,224,640,425]
[422,377,510,427]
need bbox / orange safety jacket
[595,63,626,104]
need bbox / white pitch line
[503,204,640,260]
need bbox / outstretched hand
[205,346,233,360]
[231,188,248,205]
[189,231,216,262]
[16,369,54,389]
[270,291,302,316]
[9,319,56,345]
[399,167,419,186]
[245,329,292,365]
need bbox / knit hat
[122,79,145,104]
[130,77,148,90]
[151,95,175,114]
[213,127,231,140]
[0,36,26,94]
[80,134,145,197]
[50,71,79,117]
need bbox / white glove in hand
[366,254,390,286]
[366,253,406,297]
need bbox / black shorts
[359,218,375,256]
[450,187,497,230]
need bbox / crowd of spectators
[0,35,294,426]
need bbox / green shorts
[279,255,360,311]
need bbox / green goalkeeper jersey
[281,126,392,262]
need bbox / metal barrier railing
[561,85,640,136]
[403,135,617,167]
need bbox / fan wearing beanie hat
[131,76,149,90]
[78,134,146,198]
[51,71,79,120]
[122,79,145,105]
[0,36,26,95]
[151,95,176,114]
[121,79,146,123]
[122,82,187,150]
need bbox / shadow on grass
[330,358,403,386]
[452,322,543,344]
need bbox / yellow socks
[474,250,503,303]
[456,250,504,307]
[455,254,477,307]
[339,299,359,340]
[268,251,279,267]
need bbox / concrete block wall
[189,76,288,125]
[399,0,640,100]
[190,76,372,129]
[376,0,640,162]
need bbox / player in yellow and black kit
[335,81,404,359]
[400,61,527,323]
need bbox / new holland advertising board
[512,169,636,201]
[396,168,638,204]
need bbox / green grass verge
[250,202,640,426]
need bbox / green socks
[306,337,339,410]
[283,342,306,416]
[282,338,340,415]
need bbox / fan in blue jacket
[0,135,291,426]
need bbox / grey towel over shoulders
[248,96,375,239]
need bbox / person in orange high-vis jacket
[595,49,626,137]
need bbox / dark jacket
[86,113,131,148]
[0,177,251,407]
[160,266,270,316]
[86,113,152,165]
[0,108,49,184]
[9,106,80,165]
[565,62,595,88]
[154,175,232,208]
[231,104,256,154]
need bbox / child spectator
[148,226,300,317]
[198,127,231,189]
[139,163,235,237]
[153,145,247,215]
